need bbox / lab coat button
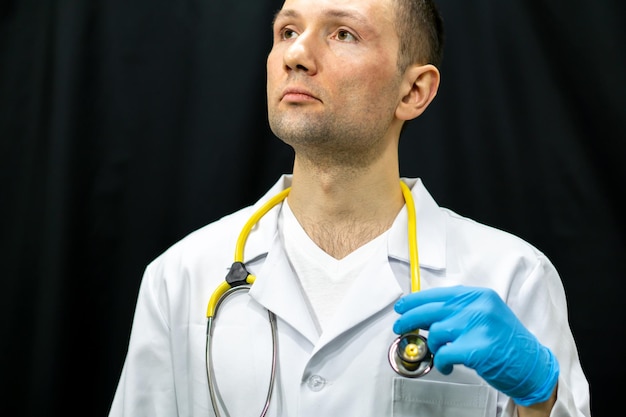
[306,375,326,392]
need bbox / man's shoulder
[440,206,547,261]
[159,205,256,262]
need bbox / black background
[1,0,624,415]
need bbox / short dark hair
[393,0,445,69]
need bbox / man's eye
[281,28,298,40]
[336,30,357,42]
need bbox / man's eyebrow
[272,9,299,27]
[272,8,372,29]
[322,9,370,27]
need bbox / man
[109,0,590,416]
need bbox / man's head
[266,0,442,168]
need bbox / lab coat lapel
[249,235,320,345]
[234,174,319,344]
[314,251,403,353]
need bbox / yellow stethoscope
[205,181,432,417]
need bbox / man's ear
[396,64,440,121]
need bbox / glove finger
[392,301,447,334]
[432,338,474,375]
[425,314,468,355]
[394,285,471,313]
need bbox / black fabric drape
[1,1,623,416]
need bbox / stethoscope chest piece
[388,332,433,378]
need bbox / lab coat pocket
[392,378,496,417]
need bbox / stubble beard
[268,107,392,170]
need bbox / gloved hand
[393,285,559,406]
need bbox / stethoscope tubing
[206,285,278,417]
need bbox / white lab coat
[109,175,590,417]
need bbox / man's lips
[281,87,320,103]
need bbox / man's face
[266,0,405,164]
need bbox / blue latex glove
[393,285,559,406]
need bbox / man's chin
[270,115,326,139]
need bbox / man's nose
[283,33,318,75]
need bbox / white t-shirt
[280,198,389,333]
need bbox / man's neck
[286,160,404,259]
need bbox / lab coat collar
[243,175,447,272]
[247,217,407,349]
[248,225,407,347]
[244,175,447,346]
